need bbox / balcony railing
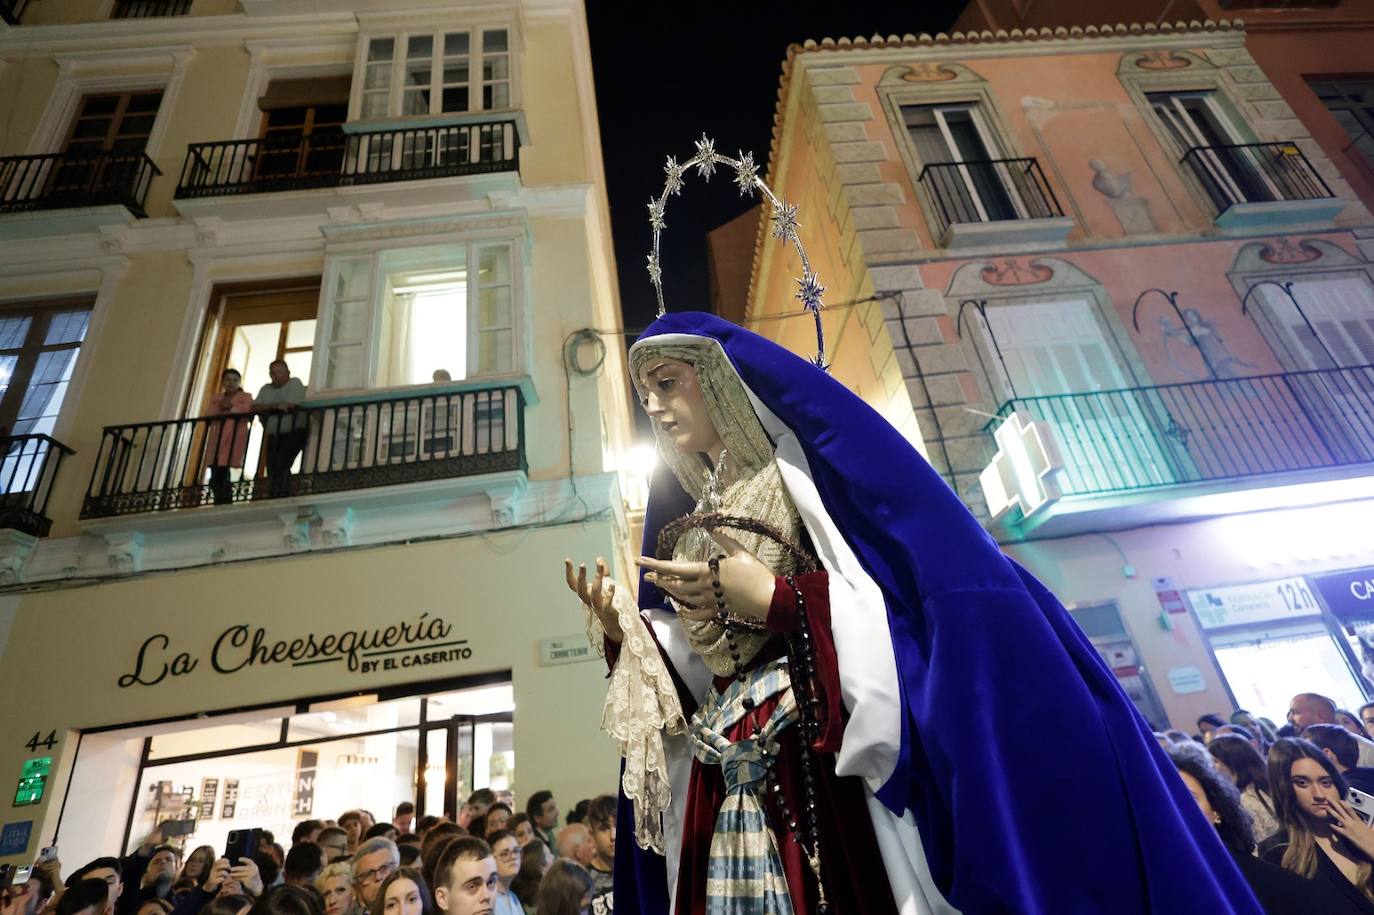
[918,157,1063,237]
[0,435,74,538]
[175,120,520,199]
[81,385,526,519]
[987,365,1374,497]
[1180,142,1334,216]
[111,0,191,17]
[0,150,161,216]
[1,0,29,25]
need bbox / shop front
[0,525,621,869]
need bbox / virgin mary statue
[566,310,1261,915]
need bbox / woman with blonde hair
[1264,736,1374,912]
[314,863,359,915]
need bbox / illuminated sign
[1187,577,1319,630]
[13,758,51,807]
[979,411,1064,522]
[1312,566,1374,620]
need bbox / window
[358,29,510,120]
[318,241,518,391]
[1258,275,1374,368]
[903,103,1021,223]
[1308,80,1374,172]
[64,91,163,156]
[1210,621,1367,722]
[0,302,91,439]
[1148,90,1279,207]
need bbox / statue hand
[637,531,776,624]
[565,556,623,644]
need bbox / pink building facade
[744,19,1374,731]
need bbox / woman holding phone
[1264,737,1374,912]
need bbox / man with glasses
[349,837,399,909]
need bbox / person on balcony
[204,368,253,505]
[253,359,308,499]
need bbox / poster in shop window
[293,750,317,818]
[199,779,219,820]
[221,779,239,820]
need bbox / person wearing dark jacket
[1168,741,1336,914]
[1306,724,1374,795]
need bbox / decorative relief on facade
[1259,238,1323,265]
[878,62,981,87]
[980,260,1055,286]
[1090,159,1159,234]
[1134,51,1191,71]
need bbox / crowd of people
[0,790,616,915]
[1162,692,1374,913]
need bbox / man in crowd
[65,859,122,915]
[338,812,365,856]
[1360,701,1374,734]
[282,843,325,888]
[555,824,595,870]
[350,838,400,911]
[432,837,498,915]
[458,790,495,831]
[317,827,349,863]
[525,791,558,850]
[1303,723,1374,793]
[252,359,308,498]
[393,802,415,834]
[291,820,324,847]
[1289,692,1374,766]
[585,795,615,915]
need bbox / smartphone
[1349,787,1374,825]
[12,867,31,885]
[36,847,56,865]
[224,828,261,866]
[160,819,196,838]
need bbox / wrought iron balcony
[111,0,191,17]
[0,435,74,538]
[0,150,161,216]
[175,120,520,199]
[1,0,29,25]
[917,157,1064,238]
[986,365,1374,497]
[81,385,526,519]
[1180,141,1334,217]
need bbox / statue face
[638,357,724,456]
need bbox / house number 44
[24,731,56,753]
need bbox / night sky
[586,2,962,333]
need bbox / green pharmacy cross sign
[13,757,51,807]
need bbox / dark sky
[586,2,963,333]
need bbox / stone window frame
[945,257,1150,410]
[1115,50,1269,218]
[1225,238,1374,372]
[874,63,1029,245]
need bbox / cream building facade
[0,0,632,868]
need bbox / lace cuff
[583,581,686,854]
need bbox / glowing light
[1225,497,1374,568]
[980,412,1064,522]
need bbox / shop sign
[220,779,239,820]
[537,634,596,667]
[1167,666,1207,695]
[117,612,471,689]
[1311,566,1374,620]
[1187,577,1320,630]
[292,751,317,818]
[0,821,31,857]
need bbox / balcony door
[255,78,351,185]
[198,288,319,482]
[0,300,91,497]
[904,103,1022,224]
[1148,91,1277,208]
[986,299,1176,493]
[53,91,163,200]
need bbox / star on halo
[647,197,666,232]
[733,151,759,197]
[694,134,719,181]
[646,252,662,285]
[770,199,799,243]
[795,271,826,313]
[664,156,685,196]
